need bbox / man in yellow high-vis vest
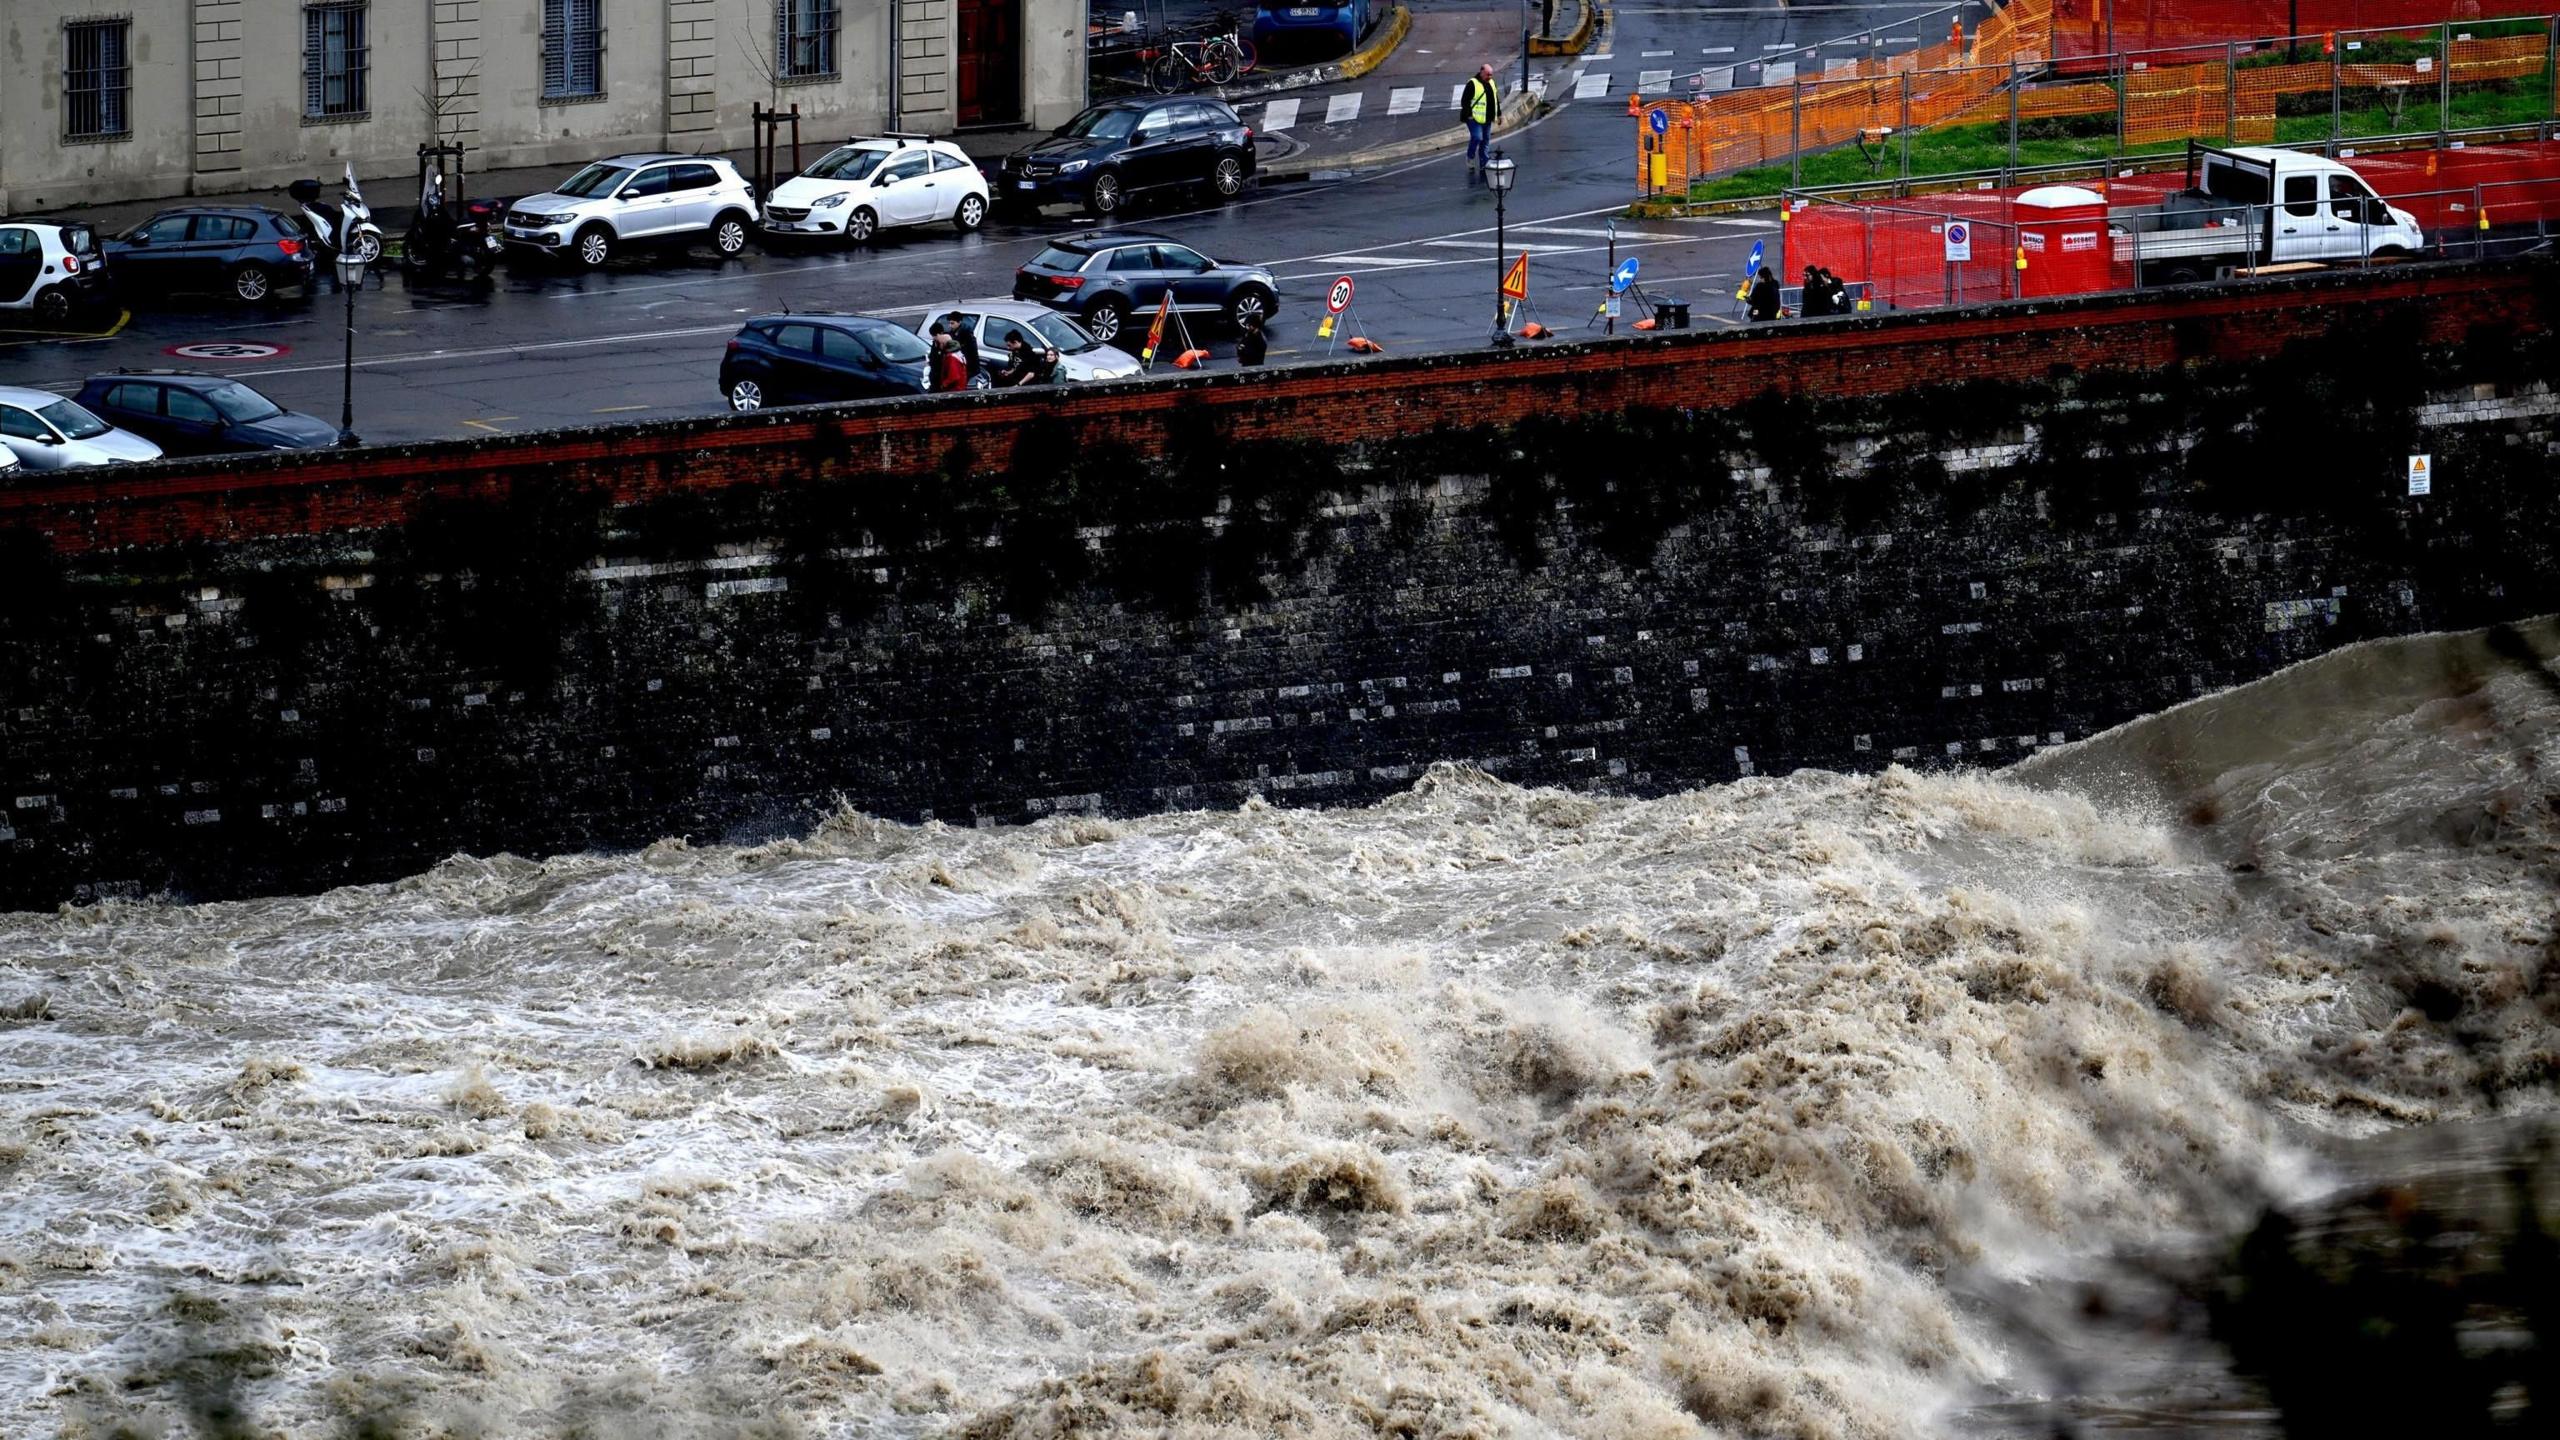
[1463,64,1498,176]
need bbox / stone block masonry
[0,263,2555,908]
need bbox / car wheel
[32,286,74,326]
[954,194,988,232]
[1083,296,1130,344]
[728,378,765,412]
[1211,155,1246,202]
[351,230,383,264]
[1087,171,1124,217]
[1226,284,1274,330]
[845,207,879,244]
[574,226,613,269]
[712,212,752,258]
[231,264,274,303]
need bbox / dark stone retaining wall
[1,261,2554,907]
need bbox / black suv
[996,98,1255,217]
[1012,232,1280,345]
[102,207,316,304]
[73,371,339,454]
[718,314,933,412]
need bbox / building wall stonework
[0,0,1084,211]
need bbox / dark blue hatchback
[72,370,339,455]
[718,313,932,412]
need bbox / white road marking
[1325,91,1363,123]
[1826,57,1859,75]
[1303,254,1441,268]
[1587,52,1613,60]
[1642,49,1673,56]
[1703,217,1781,229]
[1886,36,1920,43]
[1702,46,1735,54]
[1763,42,1792,50]
[1449,82,1468,108]
[1388,86,1424,115]
[1262,97,1301,131]
[1703,67,1735,90]
[1639,68,1673,89]
[1420,239,1584,252]
[1574,70,1612,98]
[1516,225,1696,240]
[1763,61,1797,83]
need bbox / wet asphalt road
[0,4,1977,446]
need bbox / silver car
[913,301,1143,384]
[0,385,162,470]
[501,153,759,269]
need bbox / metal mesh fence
[1642,0,2560,200]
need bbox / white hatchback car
[502,153,760,268]
[762,137,991,244]
[0,385,162,470]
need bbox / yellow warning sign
[1500,252,1529,300]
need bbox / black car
[996,97,1255,217]
[718,314,933,412]
[103,206,317,304]
[1012,233,1280,346]
[73,371,339,454]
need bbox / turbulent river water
[4,621,2556,1438]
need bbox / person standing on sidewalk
[1237,312,1269,367]
[1464,65,1499,176]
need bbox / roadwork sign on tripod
[1501,252,1549,340]
[1318,274,1373,356]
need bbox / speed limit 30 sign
[1325,275,1354,315]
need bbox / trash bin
[1654,297,1690,329]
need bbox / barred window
[304,3,369,118]
[542,0,603,99]
[63,19,131,139]
[779,0,839,79]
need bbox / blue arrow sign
[1648,106,1670,136]
[1611,256,1641,293]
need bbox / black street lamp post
[335,251,364,447]
[1486,151,1517,347]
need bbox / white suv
[502,153,759,268]
[762,136,990,244]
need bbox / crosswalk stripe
[1388,86,1424,115]
[1702,68,1735,91]
[1515,225,1697,240]
[1824,57,1858,75]
[1763,42,1791,50]
[1262,97,1300,131]
[1304,254,1441,268]
[1449,82,1467,108]
[1885,34,1918,42]
[1638,68,1672,89]
[1641,49,1673,56]
[1704,217,1780,229]
[1587,52,1613,60]
[1325,91,1362,123]
[1573,70,1611,98]
[1763,61,1796,83]
[1702,45,1735,54]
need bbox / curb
[1527,1,1600,58]
[1199,6,1413,101]
[1340,6,1414,81]
[1264,91,1544,182]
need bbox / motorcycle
[401,155,503,282]
[288,163,384,269]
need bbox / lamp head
[1485,152,1517,193]
[334,253,368,287]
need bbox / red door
[956,0,1022,127]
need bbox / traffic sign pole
[1606,221,1616,335]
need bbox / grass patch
[1680,79,2555,202]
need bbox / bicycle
[1148,29,1255,91]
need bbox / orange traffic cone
[1519,322,1550,339]
[1173,348,1211,368]
[1632,317,1659,331]
[1346,336,1383,353]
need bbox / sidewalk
[1249,4,1580,180]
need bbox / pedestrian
[1464,64,1499,175]
[929,332,972,392]
[941,311,983,374]
[1540,0,1556,38]
[1799,265,1831,317]
[1747,266,1781,322]
[1236,311,1268,367]
[995,332,1059,386]
[1821,268,1853,315]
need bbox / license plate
[1017,180,1038,190]
[1291,7,1319,15]
[767,221,804,231]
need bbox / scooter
[288,163,384,266]
[401,153,503,282]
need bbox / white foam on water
[4,621,2557,1436]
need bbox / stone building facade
[0,0,1085,210]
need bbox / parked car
[1013,232,1279,345]
[72,371,338,455]
[0,385,162,469]
[502,154,759,268]
[762,136,991,244]
[102,207,315,304]
[718,313,933,412]
[0,219,112,326]
[995,97,1255,217]
[1252,0,1376,59]
[911,302,1142,383]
